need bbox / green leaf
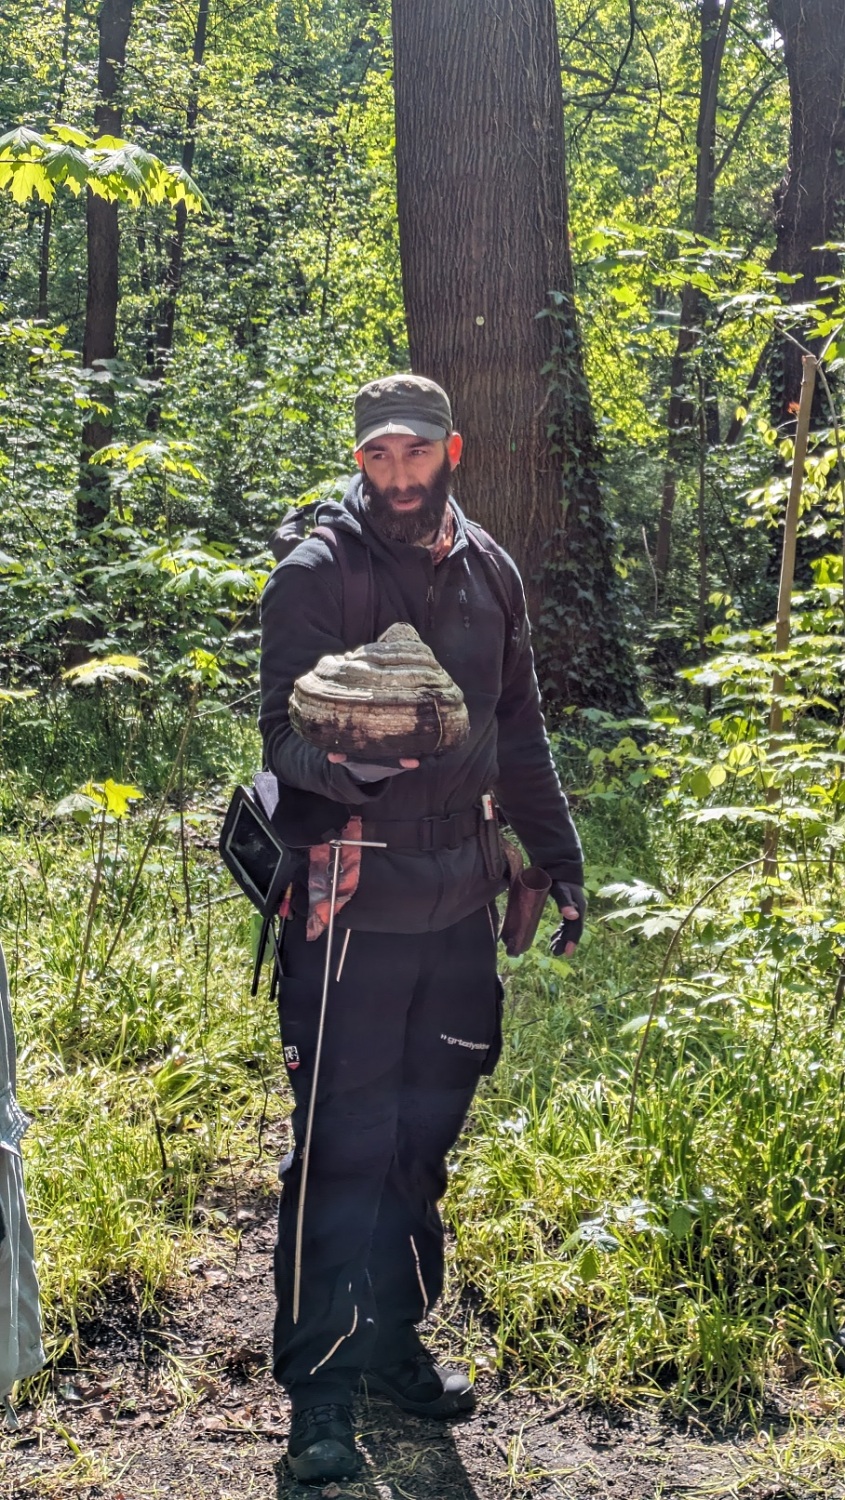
[667,1206,693,1240]
[0,127,205,211]
[620,1013,663,1036]
[82,779,143,817]
[62,654,150,686]
[609,283,638,306]
[53,791,98,824]
[690,769,712,799]
[578,1245,602,1283]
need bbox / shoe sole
[361,1371,477,1418]
[287,1438,361,1484]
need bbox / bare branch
[714,72,779,181]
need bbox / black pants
[273,904,502,1408]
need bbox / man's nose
[388,459,412,491]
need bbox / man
[259,374,585,1484]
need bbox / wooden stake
[763,354,818,879]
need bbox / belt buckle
[419,817,436,852]
[444,812,463,850]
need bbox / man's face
[359,434,455,544]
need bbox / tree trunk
[767,0,845,428]
[146,0,210,431]
[78,0,135,527]
[37,207,51,322]
[391,0,639,713]
[654,0,733,580]
[36,0,74,324]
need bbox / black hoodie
[258,475,583,933]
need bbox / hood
[269,474,468,565]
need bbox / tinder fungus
[290,623,470,760]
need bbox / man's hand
[548,880,586,958]
[328,751,419,782]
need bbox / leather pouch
[499,866,552,957]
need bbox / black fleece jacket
[258,476,583,932]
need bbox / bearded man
[259,374,585,1484]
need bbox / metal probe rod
[292,837,385,1324]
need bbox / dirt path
[3,1160,842,1500]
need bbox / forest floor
[3,1123,844,1500]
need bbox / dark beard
[362,455,452,544]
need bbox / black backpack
[270,499,520,649]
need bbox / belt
[360,808,480,852]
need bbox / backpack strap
[465,522,522,645]
[312,525,374,648]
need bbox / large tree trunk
[654,0,733,580]
[391,0,639,713]
[767,0,845,428]
[146,0,210,431]
[78,0,135,527]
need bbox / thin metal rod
[290,834,385,1324]
[336,928,351,982]
[293,840,342,1325]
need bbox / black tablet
[219,784,301,917]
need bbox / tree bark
[37,207,52,322]
[146,0,210,431]
[78,0,135,527]
[391,0,639,713]
[767,0,845,428]
[654,0,733,580]
[37,0,74,323]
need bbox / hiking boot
[362,1336,476,1418]
[286,1402,360,1484]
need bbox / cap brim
[354,419,447,451]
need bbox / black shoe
[363,1339,476,1418]
[287,1402,360,1485]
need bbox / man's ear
[447,432,463,469]
[353,449,364,470]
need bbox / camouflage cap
[354,373,453,451]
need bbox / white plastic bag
[0,939,45,1429]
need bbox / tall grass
[3,700,845,1430]
[445,738,845,1414]
[1,782,284,1358]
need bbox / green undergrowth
[446,624,845,1414]
[449,923,845,1412]
[5,611,845,1425]
[1,783,285,1361]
